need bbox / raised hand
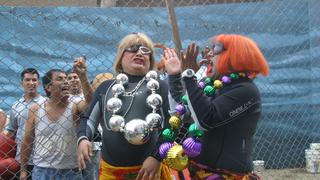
[73,56,87,78]
[164,48,181,75]
[181,42,199,72]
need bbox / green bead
[188,123,204,137]
[162,128,175,141]
[204,77,213,85]
[188,123,197,133]
[204,86,215,96]
[195,130,204,137]
[230,73,239,79]
[181,95,188,104]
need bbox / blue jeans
[82,150,100,180]
[32,166,83,180]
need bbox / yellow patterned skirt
[99,159,172,180]
[189,161,261,180]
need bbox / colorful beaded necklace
[159,72,250,171]
[199,72,248,96]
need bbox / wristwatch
[181,69,195,78]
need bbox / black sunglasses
[125,44,151,55]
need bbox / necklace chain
[103,76,148,131]
[123,77,146,96]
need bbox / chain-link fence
[0,0,320,179]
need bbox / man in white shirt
[4,68,46,180]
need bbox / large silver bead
[112,84,125,96]
[106,97,122,113]
[146,94,163,109]
[145,70,158,81]
[123,119,150,145]
[109,115,125,132]
[145,113,162,129]
[146,79,160,91]
[116,73,129,85]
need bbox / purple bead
[159,142,174,158]
[207,174,224,180]
[182,137,202,157]
[175,104,186,115]
[221,76,231,84]
[198,81,206,89]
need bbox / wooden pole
[164,0,182,56]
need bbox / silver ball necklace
[104,70,163,145]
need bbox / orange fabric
[189,161,261,180]
[99,159,172,180]
[92,73,114,91]
[170,169,191,180]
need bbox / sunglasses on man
[125,44,152,55]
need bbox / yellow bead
[239,72,246,77]
[163,157,188,171]
[164,145,189,171]
[213,80,223,89]
[166,145,183,158]
[169,116,181,129]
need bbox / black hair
[20,68,40,81]
[42,69,65,97]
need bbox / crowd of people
[0,32,269,180]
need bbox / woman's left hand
[136,156,160,180]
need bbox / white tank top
[32,102,78,169]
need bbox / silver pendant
[109,115,125,132]
[116,73,129,85]
[123,119,150,145]
[147,79,160,91]
[146,93,163,109]
[145,112,162,129]
[112,83,125,96]
[145,70,158,81]
[107,97,122,113]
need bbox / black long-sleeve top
[77,74,170,166]
[169,74,262,173]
